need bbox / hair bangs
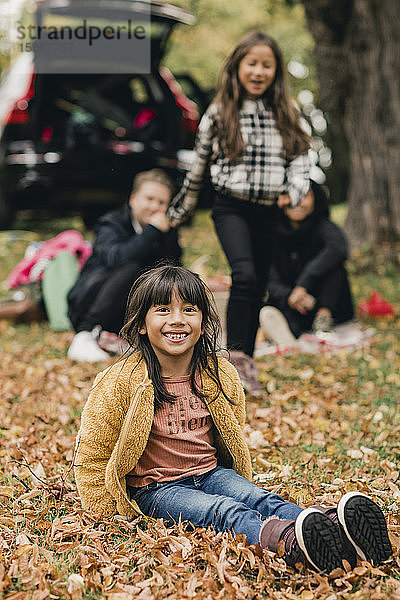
[170,269,210,314]
[140,266,208,314]
[143,269,176,308]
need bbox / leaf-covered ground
[1,213,400,599]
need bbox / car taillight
[134,108,157,129]
[41,126,53,143]
[5,73,35,125]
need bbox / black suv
[0,0,207,228]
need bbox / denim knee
[209,497,263,538]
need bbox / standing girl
[75,265,392,574]
[168,31,311,393]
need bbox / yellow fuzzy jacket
[74,352,252,518]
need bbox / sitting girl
[260,181,354,346]
[74,265,391,573]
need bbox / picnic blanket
[254,321,375,356]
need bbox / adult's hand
[288,286,315,315]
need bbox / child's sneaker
[292,508,344,573]
[259,306,297,347]
[68,329,110,362]
[98,330,130,355]
[337,492,393,565]
[229,350,264,396]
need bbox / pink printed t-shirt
[127,375,217,488]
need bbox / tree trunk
[302,0,400,248]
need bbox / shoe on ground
[313,507,357,569]
[337,491,393,565]
[292,508,344,573]
[98,330,130,355]
[259,306,297,346]
[229,350,264,396]
[0,298,44,323]
[312,313,333,334]
[68,330,110,362]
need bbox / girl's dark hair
[215,30,311,160]
[120,264,227,408]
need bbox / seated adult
[260,181,354,345]
[67,168,181,361]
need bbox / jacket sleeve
[231,372,246,430]
[296,220,348,290]
[167,105,217,224]
[74,368,129,516]
[267,262,292,305]
[94,222,169,268]
[285,151,310,207]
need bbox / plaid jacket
[168,99,310,224]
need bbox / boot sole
[337,492,392,565]
[295,508,344,573]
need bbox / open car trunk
[26,0,191,156]
[30,72,181,154]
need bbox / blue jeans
[129,466,302,546]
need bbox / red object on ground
[358,291,394,317]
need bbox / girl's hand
[167,214,183,228]
[277,193,291,208]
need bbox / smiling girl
[168,31,312,393]
[74,265,392,574]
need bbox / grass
[0,208,400,599]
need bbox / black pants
[212,193,277,356]
[269,265,354,338]
[76,262,142,334]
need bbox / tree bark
[302,0,400,248]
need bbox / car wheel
[0,193,14,230]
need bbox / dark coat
[68,205,181,327]
[268,183,348,305]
